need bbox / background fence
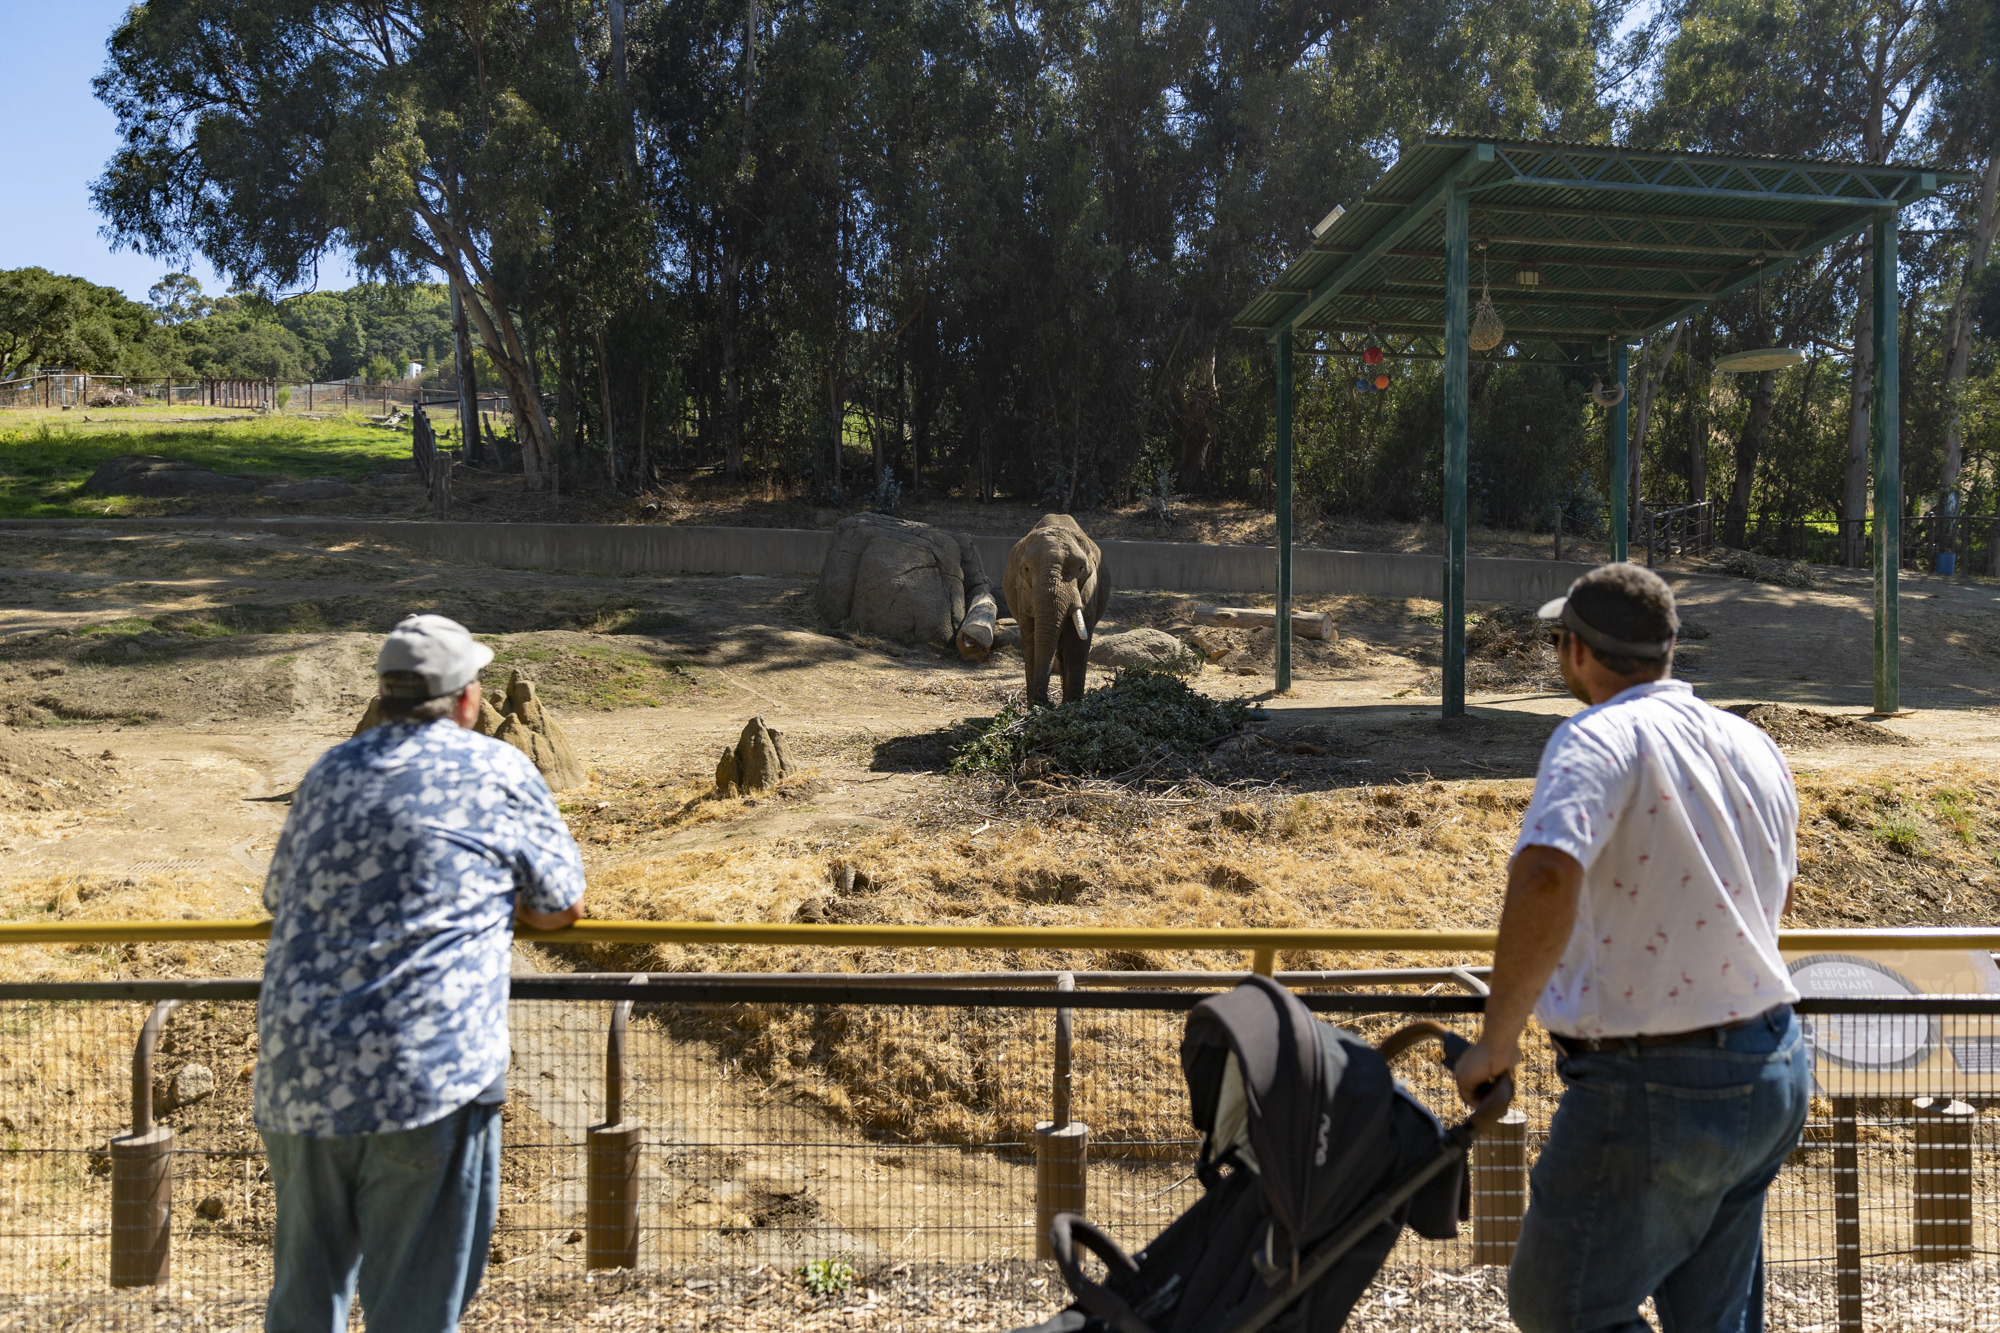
[0,374,514,421]
[0,976,1994,1331]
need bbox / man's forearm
[1481,847,1585,1056]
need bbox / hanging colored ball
[1363,346,1383,366]
[1373,374,1390,390]
[1355,378,1370,392]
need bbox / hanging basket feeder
[1470,284,1506,352]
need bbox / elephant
[1003,514,1110,706]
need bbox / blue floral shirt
[255,720,585,1137]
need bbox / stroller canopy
[1181,975,1449,1257]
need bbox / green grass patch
[1870,814,1925,857]
[950,668,1249,777]
[0,415,410,519]
[76,617,158,637]
[1930,787,1979,847]
[487,643,704,711]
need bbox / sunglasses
[1546,626,1568,649]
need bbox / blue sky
[0,0,353,302]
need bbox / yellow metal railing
[3,919,1998,954]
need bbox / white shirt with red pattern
[1515,679,1800,1039]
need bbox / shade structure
[1234,138,1967,715]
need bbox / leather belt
[1551,1007,1784,1057]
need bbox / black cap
[1537,562,1678,660]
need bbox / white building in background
[408,362,424,381]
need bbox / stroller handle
[1375,1020,1516,1130]
[1047,1213,1155,1333]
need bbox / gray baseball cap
[376,614,493,698]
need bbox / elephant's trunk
[1026,600,1063,707]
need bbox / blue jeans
[260,1102,502,1333]
[1509,1006,1811,1333]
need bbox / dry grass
[3,758,1993,1148]
[539,763,2000,1145]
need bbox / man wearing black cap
[1454,563,1810,1333]
[255,615,585,1332]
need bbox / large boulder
[81,454,256,497]
[1087,627,1188,670]
[814,514,990,646]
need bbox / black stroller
[1012,975,1514,1333]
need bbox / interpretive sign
[1785,950,2000,1097]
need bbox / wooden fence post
[1034,973,1087,1258]
[111,1001,179,1288]
[1913,1097,1974,1262]
[1470,1109,1528,1265]
[587,993,642,1270]
[1833,1097,1863,1333]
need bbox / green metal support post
[1610,342,1630,563]
[1443,184,1469,719]
[1275,331,1294,694]
[1872,211,1900,714]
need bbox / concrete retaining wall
[3,517,1598,605]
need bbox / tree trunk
[1725,370,1778,548]
[444,269,555,489]
[1687,356,1709,504]
[717,0,757,481]
[1840,239,1876,566]
[451,285,481,466]
[635,370,650,489]
[1942,154,2000,497]
[595,327,618,488]
[1630,322,1684,514]
[556,311,579,482]
[720,254,744,479]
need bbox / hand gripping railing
[111,999,180,1288]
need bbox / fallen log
[956,590,999,660]
[1192,606,1337,641]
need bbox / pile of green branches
[949,669,1249,778]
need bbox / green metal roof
[1235,138,1968,360]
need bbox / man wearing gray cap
[1454,563,1809,1333]
[255,614,585,1332]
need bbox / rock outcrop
[80,454,257,497]
[351,669,586,790]
[714,716,791,798]
[813,513,993,650]
[489,672,587,789]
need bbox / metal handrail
[3,919,2000,952]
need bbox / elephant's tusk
[1072,607,1089,642]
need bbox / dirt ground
[0,523,1993,962]
[0,522,1995,1326]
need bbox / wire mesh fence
[0,979,1994,1330]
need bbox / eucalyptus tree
[87,0,655,488]
[1931,0,2000,502]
